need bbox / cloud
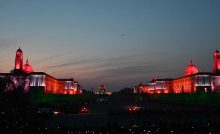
[44,58,101,69]
[43,53,165,77]
[32,50,73,64]
[0,39,17,51]
[41,53,138,70]
[96,63,169,79]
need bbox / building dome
[23,59,33,73]
[184,60,199,76]
[99,85,105,90]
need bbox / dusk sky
[0,0,220,91]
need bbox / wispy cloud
[44,58,101,69]
[0,39,17,51]
[32,50,73,64]
[95,63,169,80]
[43,53,148,70]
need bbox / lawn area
[136,93,220,104]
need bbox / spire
[17,46,22,52]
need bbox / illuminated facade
[98,85,105,95]
[173,72,212,93]
[135,50,220,94]
[95,84,112,95]
[0,48,82,95]
[136,79,172,94]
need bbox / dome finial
[26,59,29,64]
[190,59,192,65]
[17,46,22,52]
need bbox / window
[202,77,205,85]
[35,77,38,86]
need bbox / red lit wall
[173,76,195,93]
[218,61,220,70]
[45,76,59,93]
[142,85,149,93]
[139,80,173,94]
[165,81,173,93]
[137,84,149,93]
[211,76,220,92]
[43,75,81,95]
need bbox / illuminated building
[134,83,147,93]
[0,48,82,95]
[95,84,112,95]
[99,84,105,94]
[149,79,173,94]
[136,79,172,94]
[135,50,220,94]
[173,72,212,93]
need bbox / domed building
[23,59,33,73]
[135,50,220,94]
[0,47,82,95]
[184,60,199,76]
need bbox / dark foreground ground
[1,92,220,133]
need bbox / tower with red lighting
[213,50,220,74]
[14,47,23,71]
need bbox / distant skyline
[0,0,220,91]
